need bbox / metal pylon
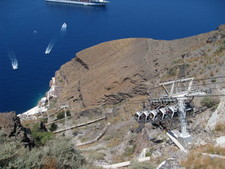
[178,98,190,138]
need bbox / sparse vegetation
[123,144,136,157]
[57,110,71,120]
[42,118,48,123]
[181,151,225,169]
[145,148,155,157]
[130,161,155,169]
[89,152,105,161]
[198,144,225,156]
[181,144,225,169]
[200,97,219,108]
[211,79,217,82]
[215,122,225,133]
[0,131,86,169]
[167,67,177,76]
[103,135,113,141]
[31,123,54,146]
[145,151,151,157]
[210,104,219,111]
[108,137,122,147]
[172,58,182,64]
[49,123,58,132]
[214,40,225,56]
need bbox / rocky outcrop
[0,111,15,133]
[215,136,225,148]
[207,96,225,130]
[0,112,35,149]
[157,158,185,169]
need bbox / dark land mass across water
[0,0,225,114]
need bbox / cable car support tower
[158,77,208,143]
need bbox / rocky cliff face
[0,112,35,149]
[0,112,16,133]
[53,26,223,112]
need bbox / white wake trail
[9,51,18,70]
[61,23,67,33]
[45,41,55,54]
[11,58,18,70]
[45,23,67,54]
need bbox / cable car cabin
[167,105,178,118]
[134,111,143,121]
[149,110,158,121]
[158,108,167,120]
[143,111,151,121]
[134,111,147,122]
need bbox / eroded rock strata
[53,25,225,112]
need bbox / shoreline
[18,77,57,120]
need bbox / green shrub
[200,97,219,108]
[0,134,86,169]
[57,110,71,120]
[57,111,65,120]
[49,123,58,132]
[31,123,53,146]
[67,110,71,116]
[145,151,151,157]
[211,79,216,83]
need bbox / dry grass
[201,144,225,156]
[181,144,225,169]
[186,56,201,63]
[89,152,106,161]
[123,144,136,157]
[215,122,225,133]
[111,154,125,163]
[43,157,57,169]
[130,160,155,169]
[107,136,122,147]
[181,151,225,169]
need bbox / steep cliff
[52,26,224,112]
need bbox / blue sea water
[0,0,225,114]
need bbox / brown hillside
[53,26,225,112]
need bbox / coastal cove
[1,0,225,114]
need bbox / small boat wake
[9,51,18,70]
[11,58,18,70]
[33,30,38,35]
[45,41,55,54]
[61,23,67,33]
[45,23,67,54]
